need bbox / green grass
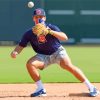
[0,46,100,83]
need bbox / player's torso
[27,23,61,55]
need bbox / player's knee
[26,61,34,68]
[60,61,71,68]
[26,61,39,70]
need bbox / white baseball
[28,1,34,8]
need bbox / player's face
[33,15,46,24]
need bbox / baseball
[28,1,34,8]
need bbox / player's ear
[42,16,46,21]
[44,17,46,21]
[32,16,35,22]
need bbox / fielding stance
[11,8,99,97]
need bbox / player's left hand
[11,51,18,58]
[32,23,49,36]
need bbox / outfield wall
[0,0,100,44]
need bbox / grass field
[0,45,100,83]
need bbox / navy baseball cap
[33,8,46,16]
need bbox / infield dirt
[0,83,100,100]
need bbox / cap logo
[36,9,42,15]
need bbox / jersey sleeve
[48,24,61,32]
[19,30,30,47]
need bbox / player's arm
[11,30,30,58]
[48,24,68,41]
[11,45,24,58]
[49,30,68,41]
[32,23,68,41]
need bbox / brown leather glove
[32,23,49,36]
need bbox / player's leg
[60,55,86,82]
[59,56,99,96]
[55,46,99,97]
[26,55,46,97]
[26,56,45,81]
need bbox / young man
[11,8,99,97]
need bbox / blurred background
[0,0,100,45]
[0,0,100,83]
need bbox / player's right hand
[11,51,18,58]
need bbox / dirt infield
[0,83,100,100]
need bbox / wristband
[48,29,54,35]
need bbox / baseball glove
[32,23,49,36]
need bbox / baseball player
[11,8,99,97]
